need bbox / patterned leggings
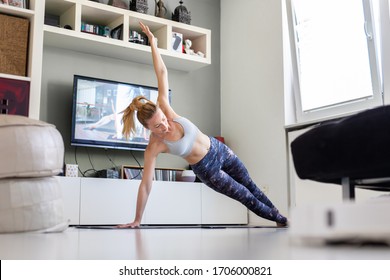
[191,137,287,225]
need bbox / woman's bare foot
[276,222,288,227]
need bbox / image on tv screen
[71,75,164,151]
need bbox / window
[289,0,383,123]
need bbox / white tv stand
[58,176,248,225]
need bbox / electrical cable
[105,148,119,170]
[128,150,142,180]
[74,146,84,177]
[85,147,98,173]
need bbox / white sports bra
[163,117,199,158]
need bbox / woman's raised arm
[139,22,176,118]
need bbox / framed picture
[5,0,28,9]
[121,165,143,180]
[0,77,30,116]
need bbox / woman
[118,22,288,228]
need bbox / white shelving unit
[0,0,45,120]
[1,0,211,119]
[43,0,211,71]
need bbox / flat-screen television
[71,75,170,151]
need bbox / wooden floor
[1,226,390,260]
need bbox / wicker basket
[0,14,29,77]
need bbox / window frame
[287,0,383,124]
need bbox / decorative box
[0,14,29,76]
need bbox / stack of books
[121,166,184,181]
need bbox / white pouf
[0,177,67,233]
[0,115,64,179]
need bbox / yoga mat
[74,225,286,230]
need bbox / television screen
[71,75,169,151]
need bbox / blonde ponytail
[122,96,157,139]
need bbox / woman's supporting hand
[116,221,141,229]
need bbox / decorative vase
[130,0,148,14]
[172,0,191,24]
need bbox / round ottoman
[0,115,64,179]
[0,115,67,233]
[0,176,66,233]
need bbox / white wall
[221,0,289,225]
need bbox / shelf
[43,26,210,71]
[0,73,31,82]
[121,165,186,181]
[0,3,35,19]
[42,0,211,72]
